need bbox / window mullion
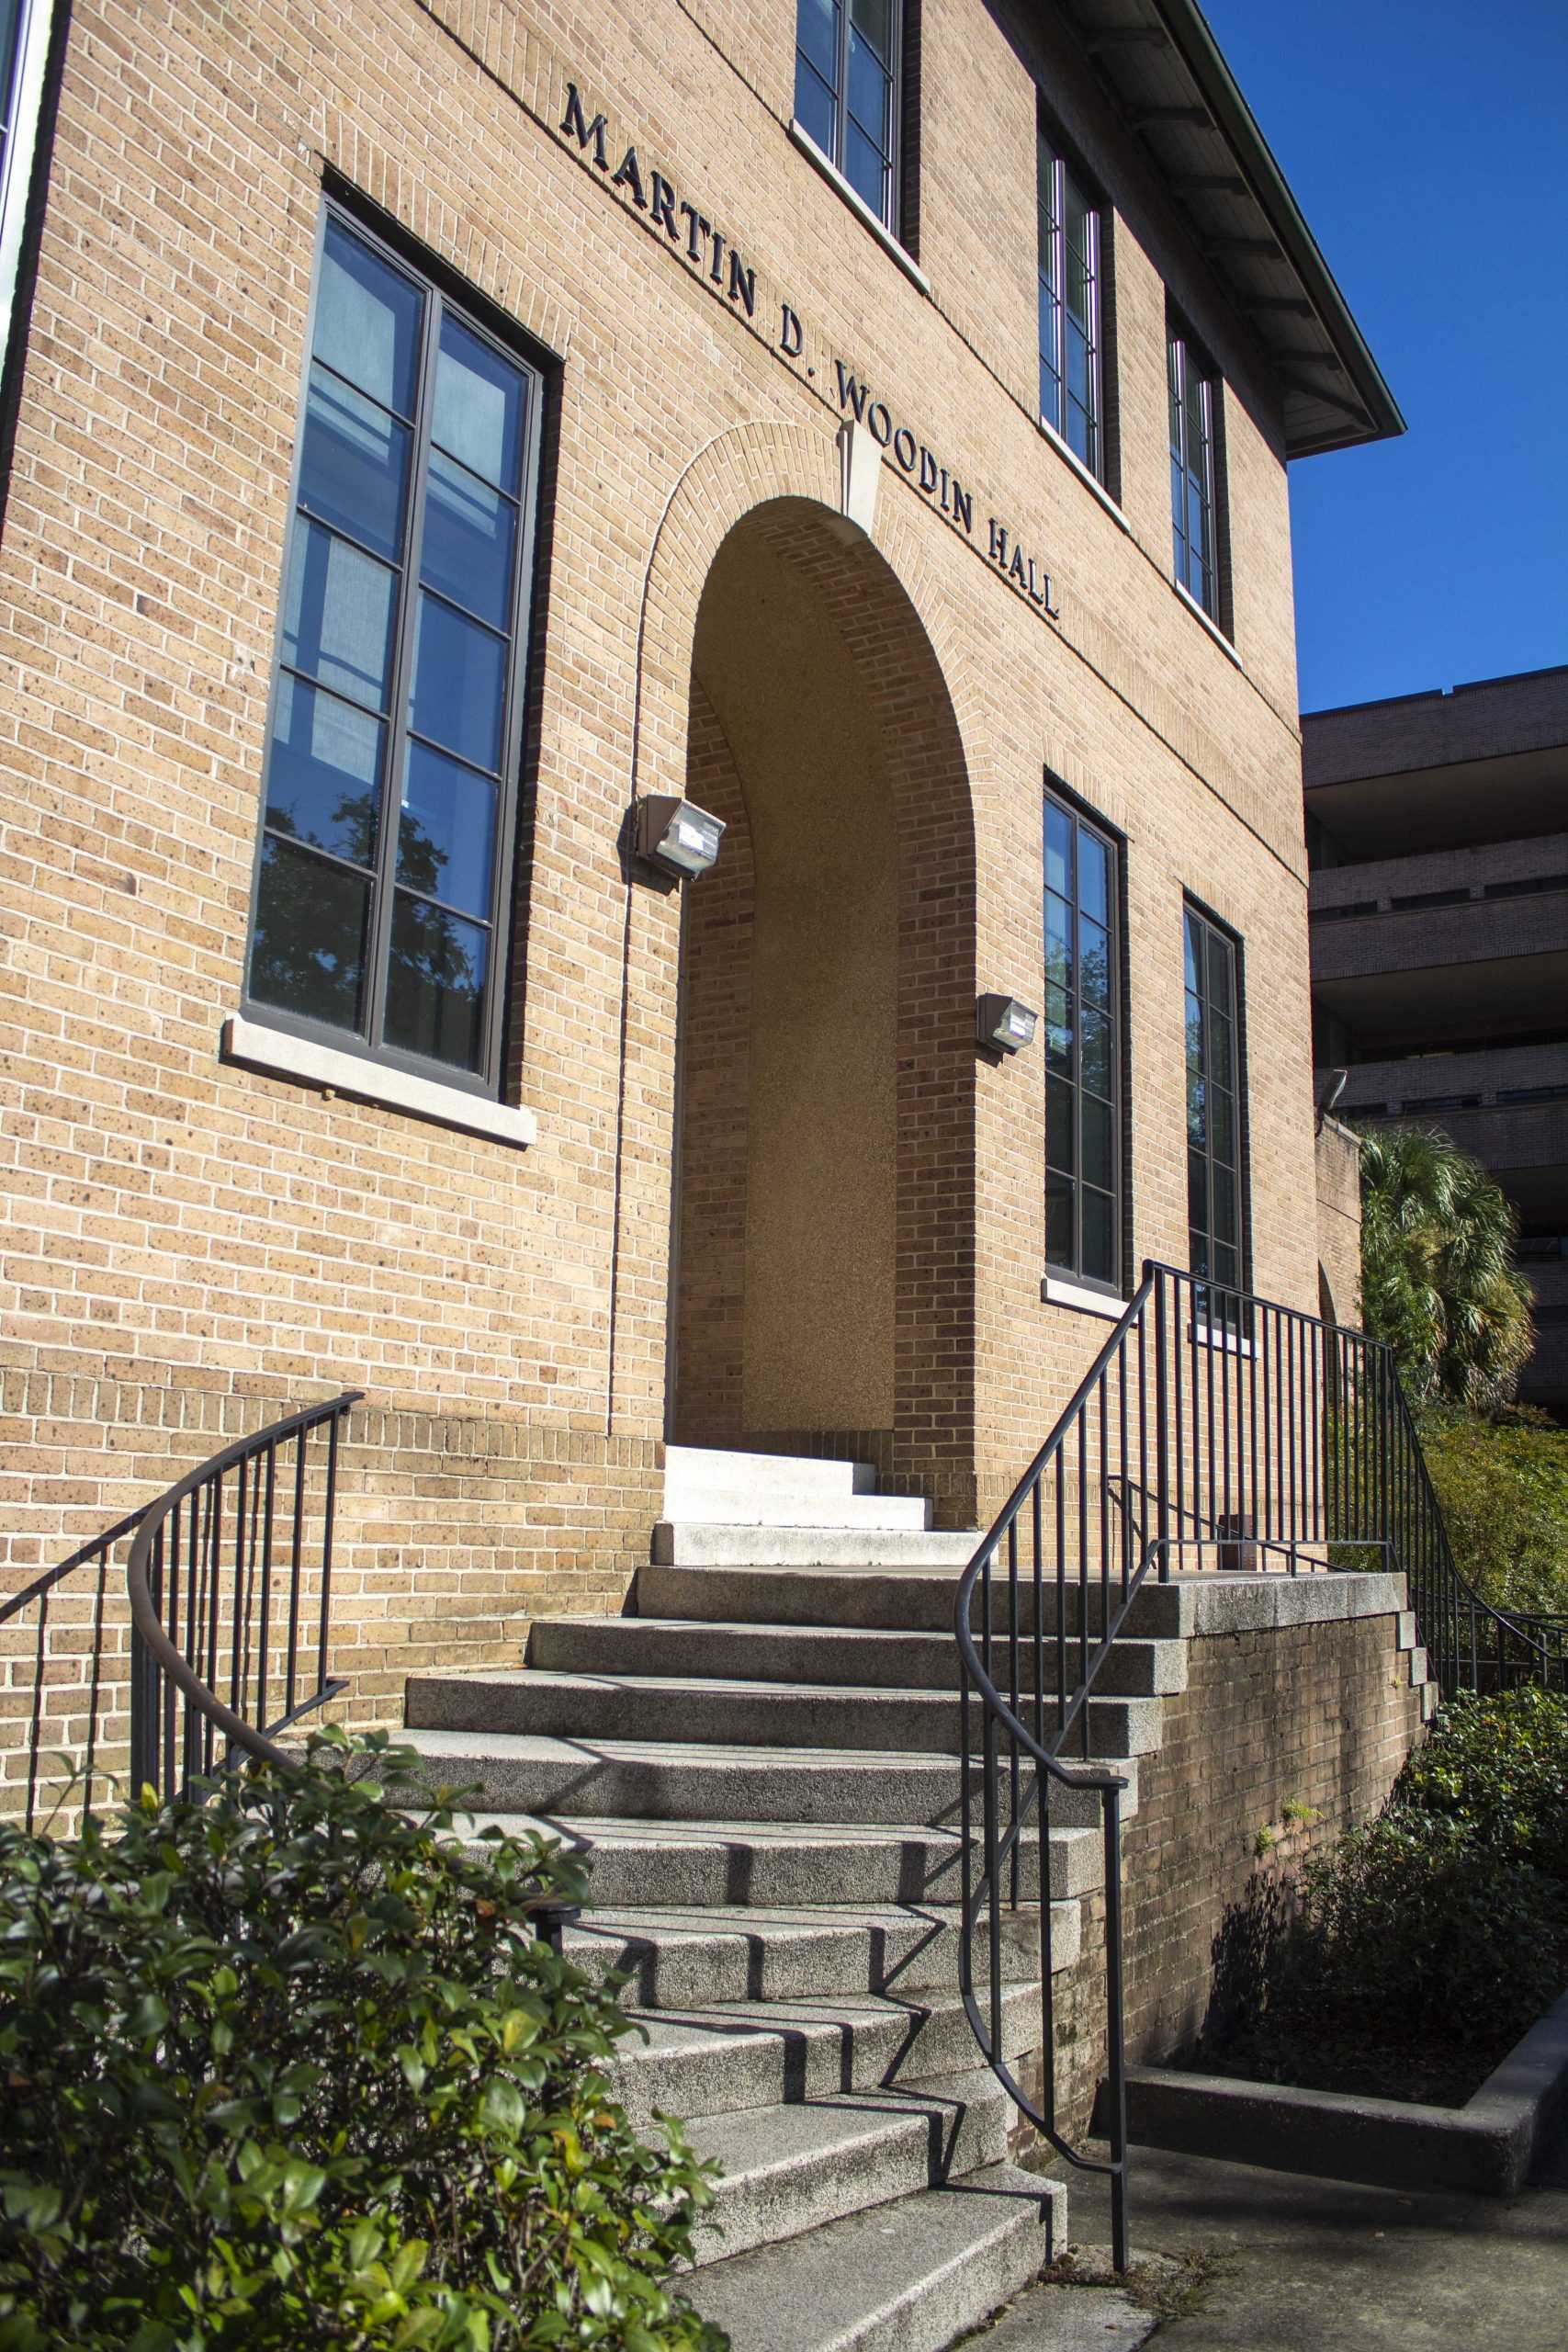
[837,3,850,174]
[364,278,441,1056]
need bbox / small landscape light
[636,795,725,878]
[977,994,1038,1054]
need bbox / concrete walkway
[1032,2124,1568,2349]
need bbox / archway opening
[667,497,977,1521]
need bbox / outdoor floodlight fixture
[976,994,1038,1055]
[636,794,725,879]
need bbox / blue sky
[1199,0,1568,714]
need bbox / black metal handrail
[2,1392,361,1830]
[954,1257,1555,2270]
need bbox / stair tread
[419,1665,1143,1707]
[534,1613,1175,1649]
[690,2068,1004,2176]
[461,1811,1089,1849]
[683,2160,1060,2352]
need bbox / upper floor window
[245,207,543,1091]
[1037,125,1102,479]
[795,0,900,230]
[1168,322,1220,619]
[1184,904,1244,1297]
[1045,788,1122,1293]
[0,0,53,374]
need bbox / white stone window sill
[1037,414,1132,535]
[1174,577,1245,671]
[788,119,931,295]
[222,1013,536,1148]
[1043,1273,1127,1320]
[1189,1319,1256,1359]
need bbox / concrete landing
[1054,2124,1568,2350]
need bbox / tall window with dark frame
[1037,125,1102,480]
[795,0,900,230]
[245,208,542,1089]
[1168,322,1219,618]
[1045,791,1121,1293]
[1184,904,1243,1300]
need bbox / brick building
[0,3,1442,2320]
[1305,669,1568,1414]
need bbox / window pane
[850,0,892,66]
[1082,1005,1111,1096]
[1082,1093,1112,1191]
[1082,1189,1114,1286]
[795,54,837,153]
[398,741,499,920]
[1046,1170,1074,1270]
[384,893,490,1071]
[1079,914,1110,1011]
[420,449,519,631]
[1214,1239,1239,1290]
[1213,1162,1237,1251]
[1188,1147,1208,1236]
[1045,890,1074,993]
[848,36,890,148]
[797,0,839,85]
[1187,1064,1206,1147]
[1212,1083,1235,1167]
[1045,982,1073,1078]
[1210,1008,1234,1091]
[283,518,398,713]
[251,836,368,1034]
[316,220,421,416]
[1066,396,1093,469]
[433,315,527,494]
[1183,913,1201,991]
[1168,341,1183,451]
[298,365,412,560]
[409,593,506,773]
[844,114,887,217]
[1044,800,1072,899]
[1206,927,1234,1008]
[1066,317,1091,412]
[265,673,383,868]
[1046,1075,1075,1175]
[1077,831,1108,924]
[1039,284,1062,423]
[1185,991,1203,1068]
[1038,141,1061,243]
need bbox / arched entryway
[666,495,977,1524]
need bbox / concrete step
[454,1811,1102,1908]
[566,1901,1079,2007]
[636,1557,1190,1638]
[666,1445,879,1512]
[612,1980,1038,2125]
[398,1727,1139,1830]
[683,2160,1062,2351]
[408,1668,1163,1759]
[655,1524,980,1570]
[686,2065,1014,2267]
[527,1614,1188,1698]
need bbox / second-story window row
[1037,124,1102,481]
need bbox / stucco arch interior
[665,486,981,1521]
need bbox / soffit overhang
[1057,0,1405,458]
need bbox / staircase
[399,1444,1186,2349]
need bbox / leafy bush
[1196,1692,1568,2106]
[1416,1405,1568,1619]
[0,1732,727,2352]
[1396,1685,1568,1882]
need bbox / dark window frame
[1168,316,1223,623]
[1044,783,1125,1297]
[1183,899,1247,1309]
[1037,115,1106,484]
[794,0,903,233]
[242,196,546,1100]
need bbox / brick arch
[651,426,980,1524]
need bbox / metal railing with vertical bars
[954,1259,1555,2269]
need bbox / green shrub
[1396,1686,1568,1883]
[1416,1405,1568,1619]
[1197,1692,1568,2105]
[0,1732,727,2352]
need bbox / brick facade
[0,0,1375,1718]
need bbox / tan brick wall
[1020,1609,1424,2146]
[0,0,1325,1713]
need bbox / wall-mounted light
[636,795,725,879]
[977,994,1038,1054]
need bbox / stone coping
[1117,1984,1568,2197]
[1162,1569,1406,1638]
